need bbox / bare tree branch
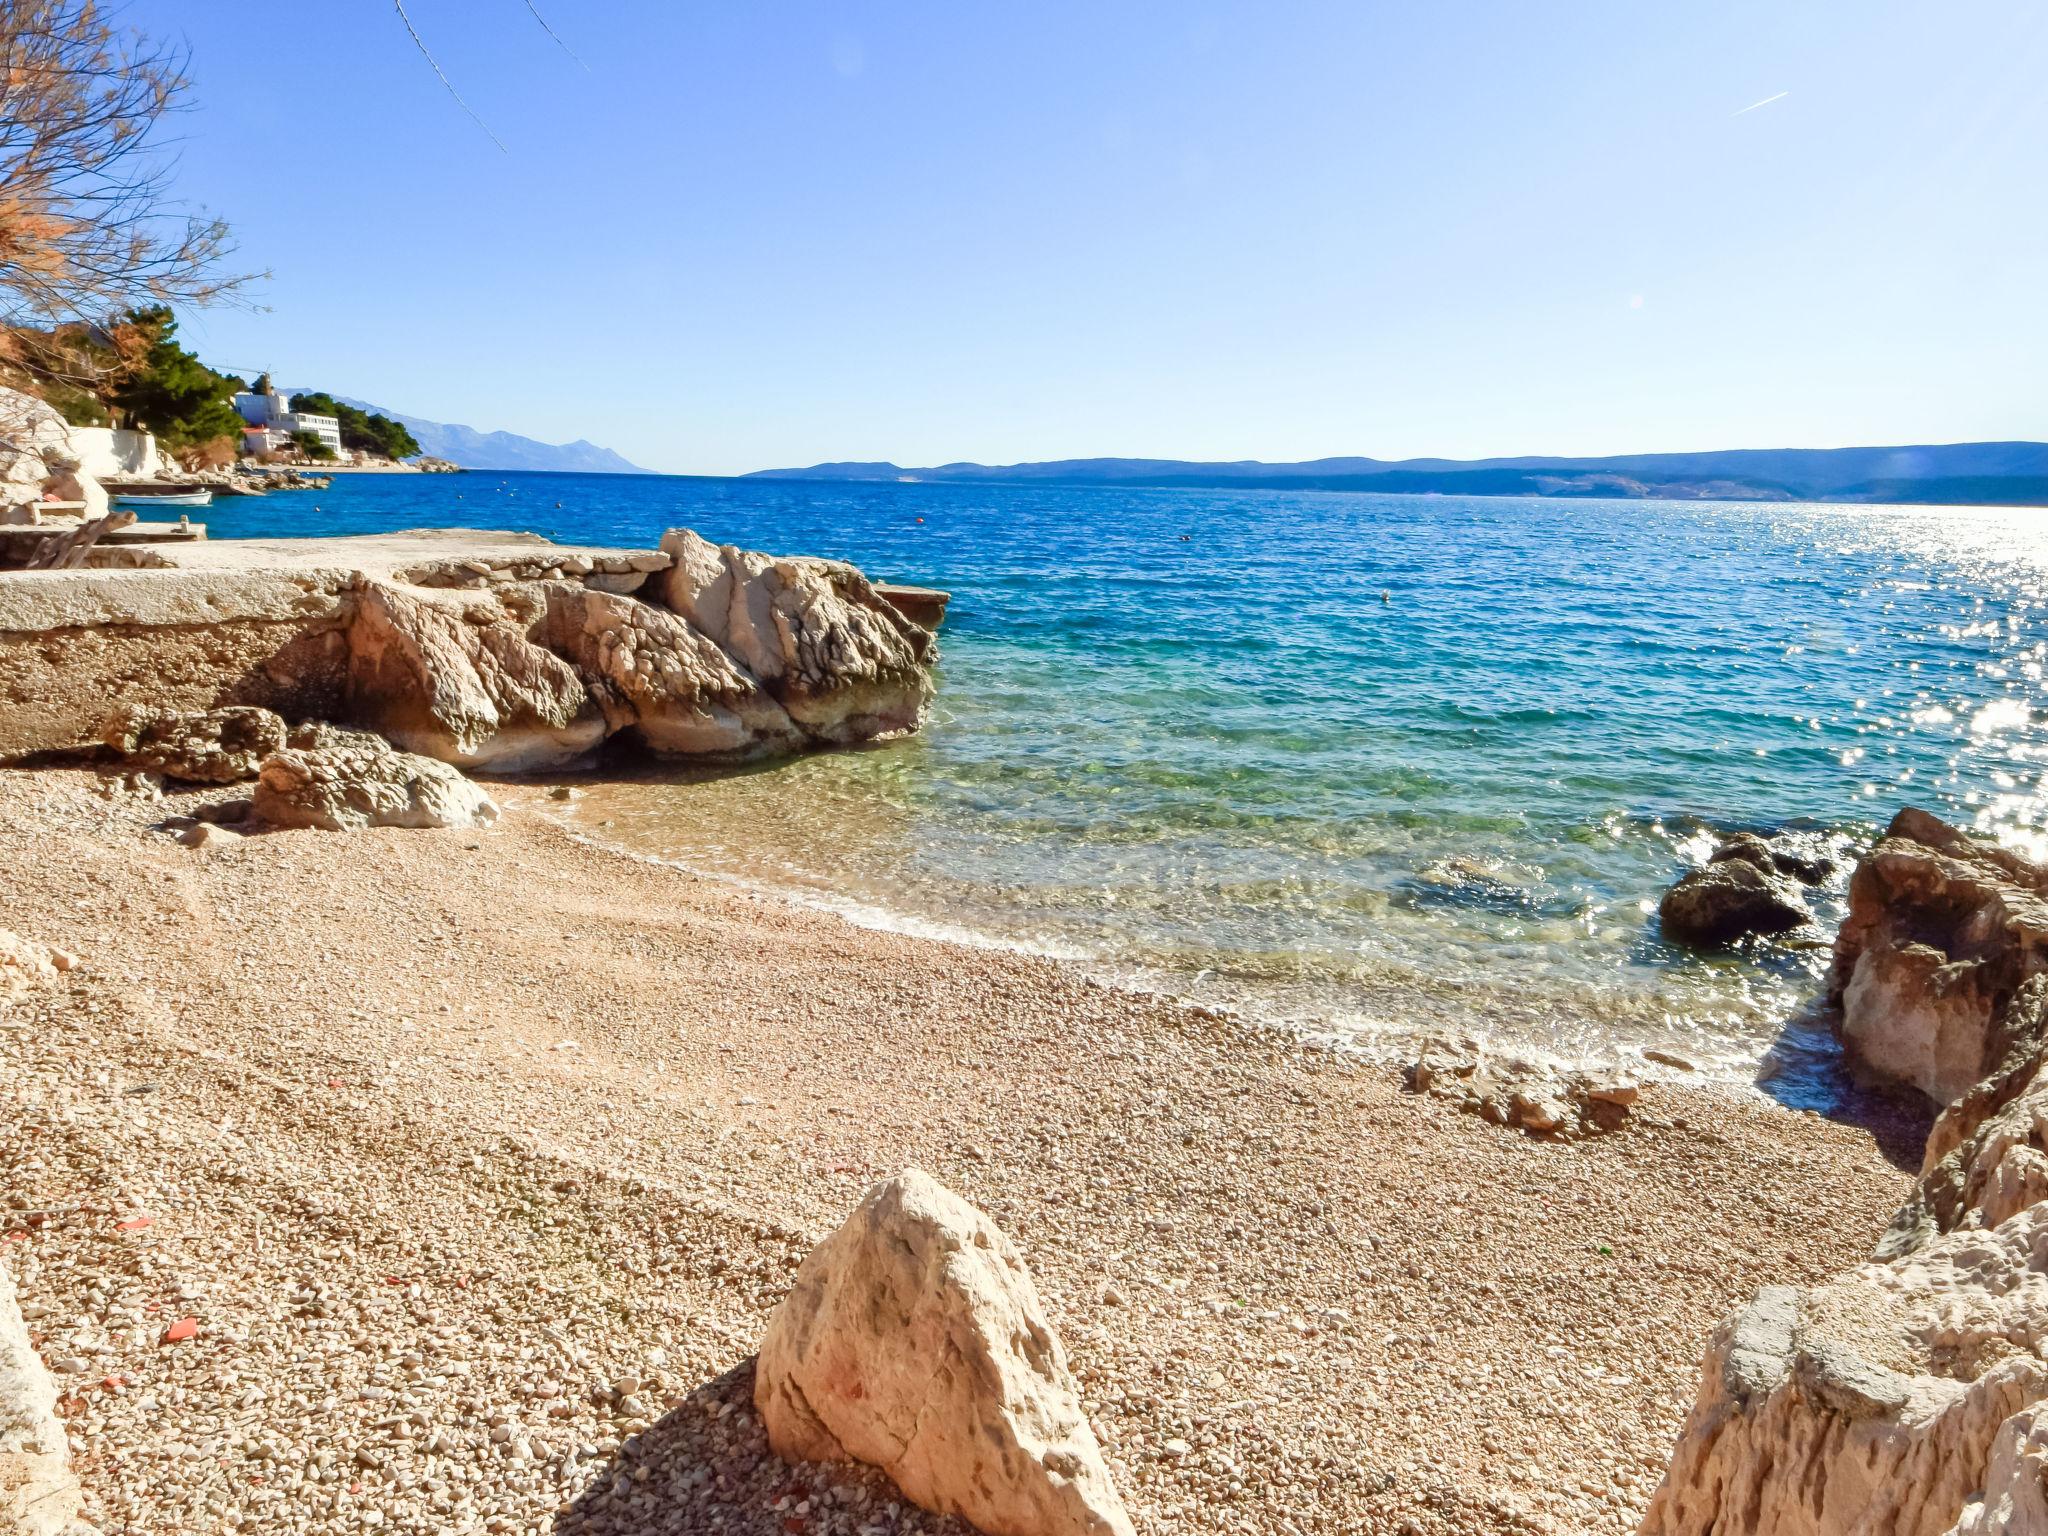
[0,2,255,340]
[392,0,508,153]
[524,2,587,70]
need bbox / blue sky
[142,1,2045,476]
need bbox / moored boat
[109,489,213,509]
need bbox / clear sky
[139,1,2045,476]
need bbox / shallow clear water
[211,474,2048,1074]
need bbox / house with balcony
[233,387,344,459]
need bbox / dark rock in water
[1659,856,1811,947]
[1709,830,1833,887]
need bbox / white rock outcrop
[346,581,605,772]
[755,1169,1134,1536]
[0,386,102,520]
[659,529,936,743]
[252,739,499,832]
[536,583,801,758]
[1641,810,2048,1536]
[1,1264,82,1536]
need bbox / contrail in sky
[1733,90,1790,117]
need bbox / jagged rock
[1,1264,82,1536]
[755,1169,1134,1536]
[102,705,288,784]
[0,930,57,998]
[1829,808,2048,1106]
[537,584,801,758]
[1948,1401,2048,1534]
[1659,855,1812,947]
[1642,813,2048,1536]
[1640,1204,2048,1536]
[658,528,935,743]
[345,580,605,771]
[252,740,498,831]
[1406,1034,1636,1138]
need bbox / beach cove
[0,764,1914,1535]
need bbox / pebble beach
[0,767,1918,1535]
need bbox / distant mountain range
[746,442,2048,505]
[290,392,651,474]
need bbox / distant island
[293,392,652,475]
[747,440,2048,505]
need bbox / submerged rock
[755,1169,1134,1536]
[1641,810,2048,1536]
[252,739,498,832]
[1406,1034,1637,1138]
[102,704,288,784]
[1659,853,1812,948]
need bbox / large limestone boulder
[1641,813,2048,1536]
[1829,808,2048,1106]
[755,1169,1134,1536]
[252,739,498,831]
[345,581,605,772]
[658,529,936,743]
[102,704,288,784]
[537,584,801,758]
[1659,853,1812,947]
[1,1264,82,1536]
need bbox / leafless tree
[0,1,250,338]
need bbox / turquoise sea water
[209,474,2048,1075]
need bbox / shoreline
[498,778,1838,1094]
[0,764,1921,1535]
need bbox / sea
[207,472,2048,1092]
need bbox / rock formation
[1,1263,82,1536]
[536,583,801,758]
[0,529,942,769]
[1407,1034,1638,1138]
[755,1169,1134,1536]
[252,739,499,832]
[0,386,102,523]
[1828,807,2048,1107]
[1641,810,2048,1536]
[345,581,604,772]
[659,529,935,744]
[101,705,288,784]
[1659,835,1819,947]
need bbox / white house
[232,389,344,458]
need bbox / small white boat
[111,490,213,509]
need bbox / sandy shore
[0,766,1916,1536]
